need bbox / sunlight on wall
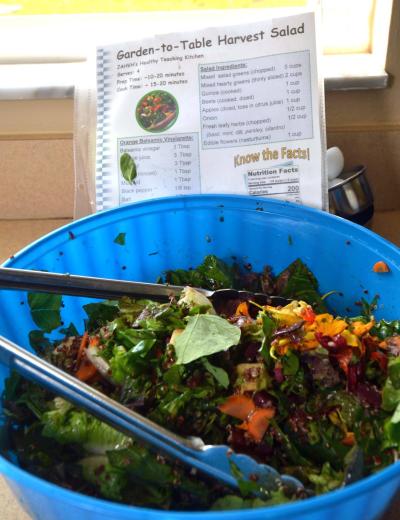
[0,0,307,15]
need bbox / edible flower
[350,320,375,337]
[264,301,305,326]
[313,314,347,337]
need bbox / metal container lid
[328,165,366,191]
[328,165,374,226]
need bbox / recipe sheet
[96,11,327,211]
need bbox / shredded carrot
[77,331,89,364]
[76,332,98,382]
[89,336,100,348]
[342,432,355,446]
[235,301,250,317]
[218,395,255,420]
[373,261,390,273]
[238,408,275,442]
[76,359,97,382]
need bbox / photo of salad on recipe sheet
[135,90,179,132]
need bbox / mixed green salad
[2,255,400,511]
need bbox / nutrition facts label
[200,51,312,149]
[96,12,326,211]
[246,165,301,203]
[118,134,200,203]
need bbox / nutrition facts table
[117,134,200,203]
[199,50,313,149]
[246,165,301,203]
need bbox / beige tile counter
[0,214,399,519]
[0,219,72,262]
[1,478,29,520]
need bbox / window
[320,0,394,89]
[0,0,394,95]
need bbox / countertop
[0,213,399,519]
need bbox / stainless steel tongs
[0,266,290,306]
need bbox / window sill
[323,54,389,91]
[325,73,388,91]
[0,63,80,100]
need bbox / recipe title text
[116,23,305,60]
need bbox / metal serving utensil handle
[0,267,187,301]
[0,335,239,490]
[0,267,287,307]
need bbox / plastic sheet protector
[96,11,327,211]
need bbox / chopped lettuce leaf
[307,463,344,494]
[41,398,131,454]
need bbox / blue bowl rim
[1,194,399,517]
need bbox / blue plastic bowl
[0,195,399,520]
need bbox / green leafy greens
[276,259,327,313]
[163,254,237,290]
[202,358,230,388]
[114,232,126,246]
[27,292,62,333]
[174,314,241,364]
